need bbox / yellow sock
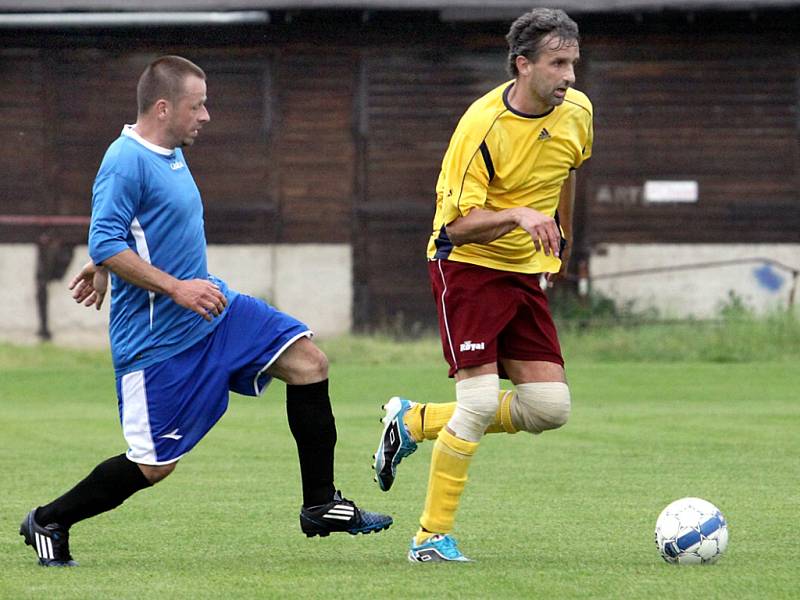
[421,403,455,441]
[407,391,517,442]
[485,390,518,434]
[417,429,479,542]
[403,403,425,442]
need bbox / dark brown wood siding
[354,48,508,328]
[0,15,798,329]
[583,35,800,246]
[183,52,279,242]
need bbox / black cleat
[19,509,78,567]
[300,490,393,538]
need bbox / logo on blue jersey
[170,160,185,170]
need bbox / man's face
[518,34,579,111]
[166,75,210,147]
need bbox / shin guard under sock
[286,379,337,507]
[35,454,152,528]
[417,429,478,541]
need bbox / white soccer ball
[654,497,729,564]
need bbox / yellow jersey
[427,81,593,273]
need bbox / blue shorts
[115,294,311,465]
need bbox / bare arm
[102,249,227,321]
[554,170,576,278]
[445,206,561,257]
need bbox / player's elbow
[444,223,468,246]
[445,231,462,247]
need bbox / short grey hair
[506,8,580,77]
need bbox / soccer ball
[654,497,728,564]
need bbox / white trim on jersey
[122,124,174,156]
[130,217,156,330]
[120,370,157,464]
[251,330,314,396]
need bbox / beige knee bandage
[511,382,571,434]
[447,374,500,442]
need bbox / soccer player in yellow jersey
[372,8,593,562]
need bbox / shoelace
[333,491,356,507]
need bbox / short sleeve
[88,169,142,265]
[437,129,491,225]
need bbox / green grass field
[0,336,798,599]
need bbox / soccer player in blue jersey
[20,55,391,567]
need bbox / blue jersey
[89,126,237,376]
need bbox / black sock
[286,379,337,507]
[35,454,152,528]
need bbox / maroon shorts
[428,259,563,378]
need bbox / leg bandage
[511,382,571,434]
[408,382,569,440]
[447,374,500,442]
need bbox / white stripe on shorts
[435,260,459,371]
[120,370,157,464]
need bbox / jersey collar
[503,83,555,119]
[122,124,175,156]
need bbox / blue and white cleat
[299,490,392,537]
[408,534,471,563]
[373,396,418,491]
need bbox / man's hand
[513,207,561,258]
[68,260,108,310]
[100,250,227,321]
[542,246,570,289]
[170,279,228,321]
[554,245,571,280]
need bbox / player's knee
[138,461,177,485]
[278,339,329,385]
[512,382,571,434]
[448,373,500,442]
[301,345,329,382]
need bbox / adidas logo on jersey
[323,503,355,522]
[538,128,551,141]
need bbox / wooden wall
[0,13,798,329]
[584,34,800,245]
[355,48,508,327]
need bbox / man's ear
[515,55,531,77]
[154,98,170,120]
